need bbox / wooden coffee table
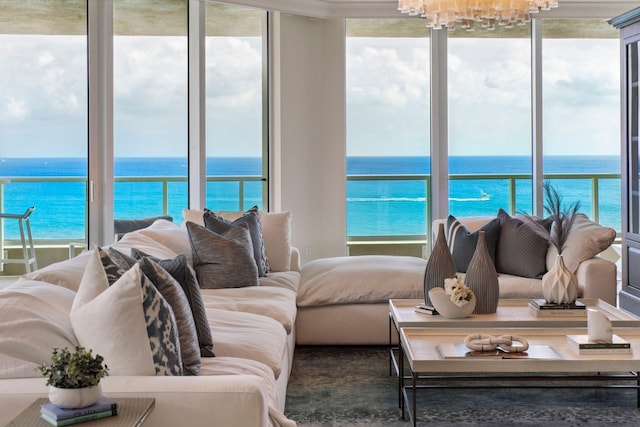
[388,299,640,410]
[399,327,640,426]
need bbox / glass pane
[206,3,265,212]
[448,27,532,218]
[0,1,88,246]
[542,19,620,231]
[346,19,430,238]
[113,0,188,223]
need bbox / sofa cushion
[206,308,287,379]
[137,257,202,376]
[298,255,426,307]
[114,215,173,241]
[70,250,183,376]
[259,271,301,293]
[446,215,500,273]
[0,280,78,379]
[201,287,297,334]
[496,209,550,279]
[546,213,617,273]
[186,221,259,289]
[203,206,270,277]
[131,250,214,358]
[135,219,193,263]
[21,250,93,292]
[113,231,179,261]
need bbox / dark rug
[284,346,640,426]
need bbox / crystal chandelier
[397,0,559,31]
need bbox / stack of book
[528,299,587,317]
[567,334,632,355]
[40,396,119,426]
[415,304,438,315]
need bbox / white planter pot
[429,288,476,319]
[49,384,102,409]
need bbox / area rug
[285,346,640,426]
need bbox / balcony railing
[0,172,621,246]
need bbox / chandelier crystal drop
[397,0,559,31]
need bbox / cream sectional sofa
[295,214,617,345]
[0,213,299,427]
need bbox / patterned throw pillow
[137,257,202,375]
[446,215,500,273]
[495,209,551,279]
[203,206,270,276]
[186,221,259,289]
[131,249,214,358]
[70,250,183,376]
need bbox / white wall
[271,13,347,263]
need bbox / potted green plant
[37,346,109,409]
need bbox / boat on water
[449,190,492,202]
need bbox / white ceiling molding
[212,0,640,20]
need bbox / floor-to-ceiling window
[542,19,620,230]
[0,1,88,257]
[205,2,267,212]
[113,0,189,223]
[448,26,533,217]
[345,20,431,247]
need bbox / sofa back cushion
[0,280,78,379]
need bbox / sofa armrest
[576,257,617,307]
[0,375,270,427]
[290,247,301,272]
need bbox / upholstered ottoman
[295,255,426,345]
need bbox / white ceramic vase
[49,384,102,409]
[428,288,476,319]
[542,254,578,304]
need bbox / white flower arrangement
[444,277,474,307]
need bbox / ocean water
[0,156,621,240]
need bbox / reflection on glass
[346,20,430,237]
[0,1,88,241]
[205,3,265,212]
[113,0,188,222]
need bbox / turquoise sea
[0,156,621,240]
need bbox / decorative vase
[542,254,578,304]
[424,223,457,306]
[464,231,499,314]
[49,384,102,409]
[428,288,476,319]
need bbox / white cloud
[5,97,29,120]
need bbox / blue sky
[0,34,620,159]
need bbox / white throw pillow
[545,214,616,273]
[70,251,183,376]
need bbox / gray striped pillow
[446,215,500,273]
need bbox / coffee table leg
[400,341,404,414]
[412,371,417,427]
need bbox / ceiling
[0,0,638,36]
[229,0,640,19]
